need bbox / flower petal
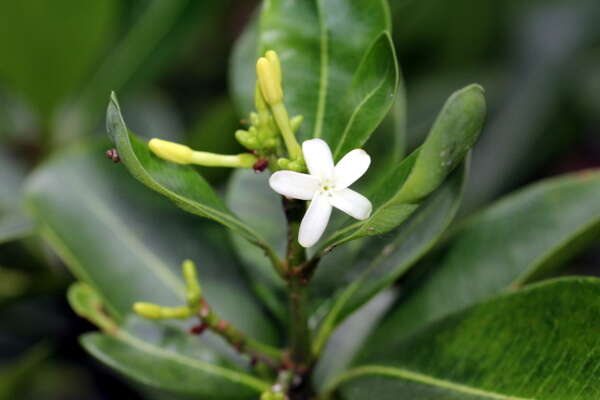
[303,139,334,180]
[269,171,319,200]
[330,188,372,220]
[333,149,371,189]
[298,193,332,247]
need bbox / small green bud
[290,115,304,133]
[264,138,278,148]
[287,160,305,172]
[277,158,290,170]
[182,259,202,308]
[250,112,260,127]
[260,392,272,400]
[235,130,260,150]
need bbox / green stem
[283,198,311,367]
[271,103,302,160]
[197,299,282,367]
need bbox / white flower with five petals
[269,139,372,248]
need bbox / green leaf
[81,330,269,399]
[312,163,466,356]
[0,149,26,213]
[71,0,197,134]
[318,84,485,250]
[331,278,600,400]
[0,214,34,245]
[106,93,278,264]
[312,290,396,392]
[230,15,259,117]
[67,282,118,334]
[0,149,34,244]
[233,0,397,156]
[25,143,277,345]
[226,170,287,309]
[188,97,245,183]
[328,32,399,159]
[366,169,600,350]
[0,0,118,118]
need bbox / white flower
[269,139,372,248]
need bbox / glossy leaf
[226,170,286,288]
[106,93,277,262]
[233,0,397,157]
[25,143,277,344]
[333,278,600,400]
[317,85,485,251]
[82,329,269,399]
[367,170,600,349]
[312,163,466,356]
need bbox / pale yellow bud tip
[265,50,282,86]
[257,57,283,105]
[148,138,193,164]
[133,302,163,319]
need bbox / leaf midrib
[327,365,534,400]
[313,0,329,139]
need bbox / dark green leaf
[81,330,268,399]
[333,278,600,400]
[230,15,259,117]
[187,98,244,183]
[233,0,397,156]
[328,32,399,159]
[0,0,118,117]
[0,214,34,245]
[312,163,466,355]
[366,170,600,349]
[312,290,396,392]
[226,170,286,304]
[25,143,277,344]
[106,93,277,261]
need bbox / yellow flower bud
[265,50,282,88]
[257,57,283,105]
[148,138,193,164]
[133,302,164,319]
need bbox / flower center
[319,179,336,197]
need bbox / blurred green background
[0,0,599,398]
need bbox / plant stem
[283,198,311,367]
[195,299,282,368]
